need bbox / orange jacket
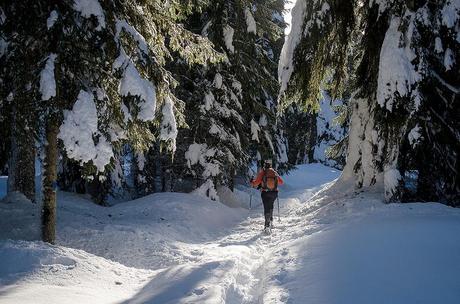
[251,169,284,189]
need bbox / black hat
[263,159,272,168]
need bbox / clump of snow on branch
[384,168,402,200]
[73,0,106,31]
[377,16,422,112]
[250,119,260,142]
[434,37,443,53]
[245,8,257,34]
[202,91,215,112]
[39,53,57,101]
[223,25,235,53]
[185,143,220,179]
[58,90,113,172]
[159,96,178,153]
[278,0,307,96]
[443,48,455,71]
[115,19,149,55]
[112,20,156,121]
[193,179,219,201]
[46,10,58,29]
[113,49,156,122]
[213,73,223,89]
[441,0,460,28]
[408,125,422,148]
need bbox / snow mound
[0,192,41,241]
[56,191,246,270]
[0,240,152,304]
[264,189,460,304]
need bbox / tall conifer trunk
[42,117,59,244]
[8,101,36,202]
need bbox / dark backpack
[262,168,278,191]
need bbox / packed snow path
[1,164,460,304]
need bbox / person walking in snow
[250,160,284,232]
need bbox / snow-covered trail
[0,164,339,304]
[118,164,341,304]
[2,164,460,304]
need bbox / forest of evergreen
[0,0,458,243]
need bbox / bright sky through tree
[283,0,296,35]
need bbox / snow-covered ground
[1,164,460,304]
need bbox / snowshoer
[250,160,284,232]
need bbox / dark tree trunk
[8,103,36,202]
[42,117,59,244]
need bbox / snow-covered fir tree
[279,0,459,205]
[1,0,223,242]
[134,0,290,200]
[175,0,290,199]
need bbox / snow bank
[2,164,459,304]
[54,191,245,269]
[0,192,41,241]
[193,179,219,201]
[0,240,152,304]
[282,163,340,192]
[266,195,460,304]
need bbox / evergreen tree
[279,0,459,205]
[157,0,289,199]
[1,0,223,242]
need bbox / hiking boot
[264,227,271,235]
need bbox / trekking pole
[249,192,252,210]
[277,197,280,222]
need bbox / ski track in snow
[117,181,328,304]
[2,164,460,304]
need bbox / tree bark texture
[42,117,59,244]
[8,102,36,202]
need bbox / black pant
[261,191,277,227]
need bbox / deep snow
[1,164,460,304]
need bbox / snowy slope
[1,165,460,304]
